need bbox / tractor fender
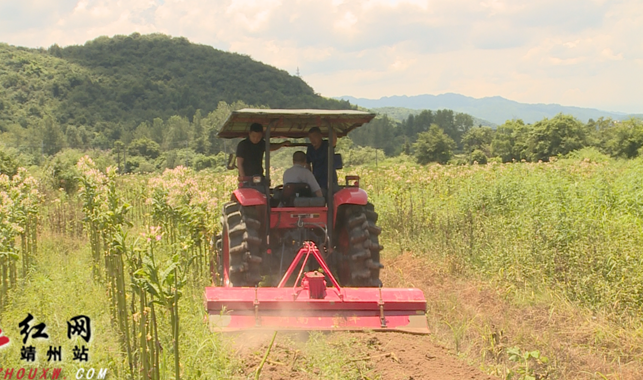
[333,187,368,222]
[232,188,267,206]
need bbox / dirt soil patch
[346,332,495,380]
[230,330,495,380]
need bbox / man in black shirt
[236,123,290,178]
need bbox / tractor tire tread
[224,202,240,214]
[351,269,372,280]
[338,204,383,287]
[246,253,263,264]
[246,235,262,247]
[349,233,369,245]
[245,218,261,230]
[222,202,264,286]
[367,225,382,236]
[365,259,384,270]
[365,210,378,223]
[351,250,371,261]
[369,244,383,252]
[229,242,247,256]
[348,214,367,229]
[228,223,248,237]
[226,211,243,226]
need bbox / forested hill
[0,33,350,130]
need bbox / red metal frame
[269,207,327,229]
[206,241,429,334]
[277,241,343,297]
[233,179,367,225]
[265,188,368,229]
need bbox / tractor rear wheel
[338,203,384,287]
[221,201,263,286]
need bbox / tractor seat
[280,183,322,207]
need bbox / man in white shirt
[283,151,323,197]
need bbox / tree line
[0,101,253,191]
[2,101,642,190]
[405,113,643,165]
[347,109,643,165]
[348,109,474,156]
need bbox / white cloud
[334,11,358,33]
[0,0,642,112]
[601,48,623,61]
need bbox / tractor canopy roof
[217,108,376,139]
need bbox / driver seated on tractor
[283,151,323,198]
[236,122,290,180]
[306,127,338,191]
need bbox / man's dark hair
[293,151,306,164]
[250,123,263,133]
[308,127,322,135]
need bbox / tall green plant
[137,248,189,380]
[0,169,42,309]
[78,157,136,374]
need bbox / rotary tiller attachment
[205,242,429,334]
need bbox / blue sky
[1,0,642,113]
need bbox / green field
[2,153,643,379]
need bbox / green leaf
[506,347,521,357]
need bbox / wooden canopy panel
[217,108,376,139]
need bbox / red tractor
[206,109,428,333]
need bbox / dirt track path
[340,331,493,380]
[231,253,497,380]
[234,331,495,380]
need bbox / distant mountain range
[338,93,640,125]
